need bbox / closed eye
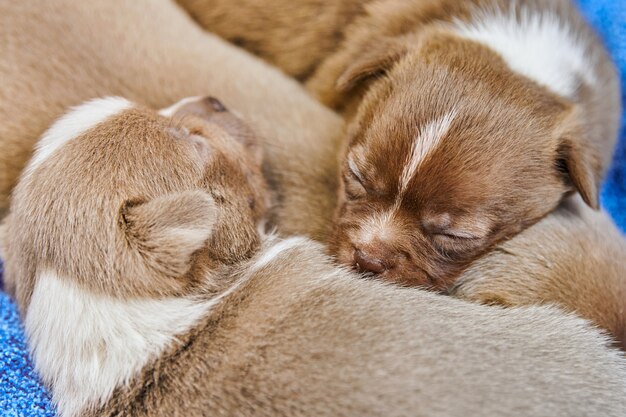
[431,231,482,254]
[348,158,366,185]
[343,158,367,200]
[434,231,479,241]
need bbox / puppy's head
[6,96,269,308]
[331,32,601,289]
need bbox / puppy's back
[99,239,626,417]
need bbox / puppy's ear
[172,96,263,166]
[119,190,217,279]
[557,127,601,210]
[336,38,408,93]
[209,111,264,167]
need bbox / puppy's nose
[353,249,389,274]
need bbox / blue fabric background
[0,1,624,415]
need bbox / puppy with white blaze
[4,97,626,417]
[177,0,621,289]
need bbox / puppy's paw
[450,275,542,308]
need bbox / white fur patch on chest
[24,97,133,177]
[452,7,597,98]
[25,271,214,417]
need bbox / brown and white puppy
[178,0,621,288]
[0,0,344,242]
[6,97,626,417]
[453,195,626,349]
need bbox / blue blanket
[0,2,625,415]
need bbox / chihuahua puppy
[452,195,626,349]
[5,97,626,417]
[178,0,621,287]
[0,0,344,241]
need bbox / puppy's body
[179,0,621,287]
[7,99,626,417]
[0,0,344,241]
[454,196,626,349]
[180,0,626,349]
[91,239,626,417]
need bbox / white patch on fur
[158,96,203,117]
[453,7,597,97]
[25,97,133,176]
[250,236,310,271]
[25,271,215,417]
[399,111,456,195]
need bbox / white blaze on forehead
[25,271,217,417]
[24,97,133,177]
[399,111,457,196]
[452,8,598,98]
[158,95,203,117]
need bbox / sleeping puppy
[0,0,343,242]
[177,0,621,288]
[5,97,626,417]
[453,195,626,349]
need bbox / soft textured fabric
[0,290,55,416]
[0,1,624,415]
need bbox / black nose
[353,249,388,274]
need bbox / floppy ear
[557,130,601,210]
[119,190,217,279]
[336,38,408,93]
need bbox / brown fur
[0,0,344,242]
[177,0,620,287]
[8,99,626,417]
[5,97,268,308]
[453,195,626,350]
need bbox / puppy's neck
[314,0,596,109]
[450,5,598,100]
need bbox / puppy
[0,0,344,242]
[5,97,626,417]
[178,0,621,287]
[452,195,626,349]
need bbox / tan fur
[177,0,620,287]
[0,0,344,242]
[453,195,626,350]
[8,99,626,417]
[5,98,267,309]
[176,0,626,350]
